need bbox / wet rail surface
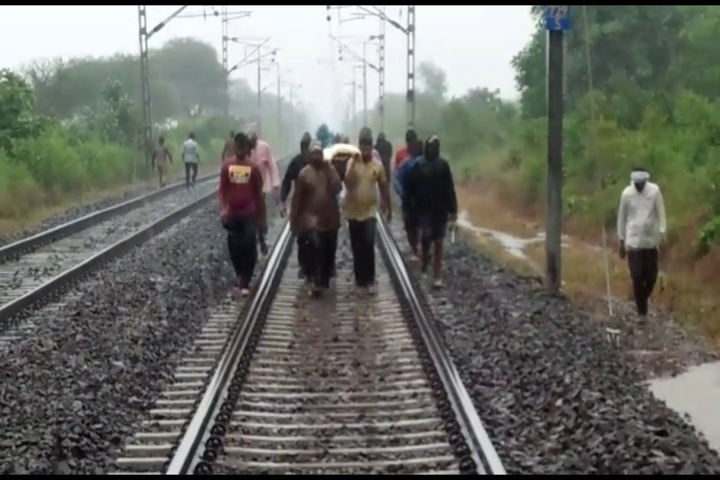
[0,178,218,326]
[112,220,505,475]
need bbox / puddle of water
[456,210,569,260]
[649,361,720,453]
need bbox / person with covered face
[281,132,313,279]
[343,127,392,295]
[374,132,393,184]
[617,167,666,322]
[405,135,457,289]
[290,140,343,297]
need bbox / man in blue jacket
[393,138,424,262]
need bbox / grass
[0,161,218,238]
[454,153,720,345]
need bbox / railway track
[0,175,218,326]
[112,218,506,475]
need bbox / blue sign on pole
[545,6,570,32]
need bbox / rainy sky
[0,6,535,124]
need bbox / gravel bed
[0,204,284,475]
[0,171,200,248]
[388,221,720,474]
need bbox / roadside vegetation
[353,6,720,341]
[0,37,306,230]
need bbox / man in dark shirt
[219,132,266,298]
[290,140,342,297]
[281,132,312,279]
[374,132,393,185]
[405,135,457,289]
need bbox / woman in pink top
[246,123,281,254]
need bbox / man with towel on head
[246,123,280,255]
[617,167,667,324]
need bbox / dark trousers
[418,214,449,251]
[627,248,659,316]
[402,206,419,250]
[223,217,258,289]
[297,232,313,278]
[184,162,198,187]
[348,218,377,287]
[307,229,339,289]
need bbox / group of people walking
[283,126,458,297]
[214,121,459,299]
[151,132,202,189]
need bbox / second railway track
[0,177,218,324]
[113,218,506,475]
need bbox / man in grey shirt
[182,132,200,188]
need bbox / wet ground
[456,209,720,454]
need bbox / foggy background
[0,6,535,129]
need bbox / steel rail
[375,214,507,475]
[0,172,219,264]
[165,215,506,475]
[165,220,294,475]
[0,188,218,324]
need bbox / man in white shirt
[617,167,667,322]
[182,132,200,188]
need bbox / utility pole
[545,6,570,294]
[276,64,282,152]
[138,5,152,169]
[406,5,416,128]
[378,8,386,133]
[352,73,358,131]
[362,42,368,127]
[221,10,253,118]
[257,48,262,133]
[221,6,229,117]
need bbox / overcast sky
[0,6,535,124]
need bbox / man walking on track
[343,127,392,295]
[393,138,424,261]
[375,131,393,184]
[151,136,172,188]
[221,130,236,162]
[290,140,342,298]
[617,167,666,323]
[219,132,266,299]
[182,132,200,189]
[247,123,280,256]
[281,132,313,279]
[405,135,457,289]
[394,128,418,171]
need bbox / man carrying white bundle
[617,167,667,323]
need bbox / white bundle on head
[245,123,258,137]
[630,170,650,183]
[308,139,323,152]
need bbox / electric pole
[406,5,416,128]
[545,6,570,294]
[362,42,368,127]
[257,47,262,133]
[276,64,282,152]
[138,5,152,169]
[221,6,229,116]
[378,8,386,133]
[221,9,253,118]
[138,6,219,170]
